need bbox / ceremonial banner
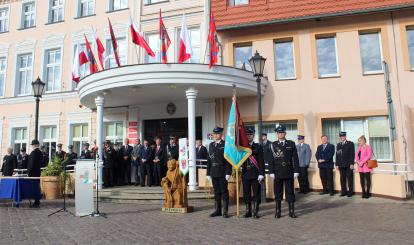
[178,138,189,175]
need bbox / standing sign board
[75,159,95,216]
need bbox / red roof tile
[212,0,414,29]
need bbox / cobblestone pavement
[1,193,414,245]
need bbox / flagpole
[236,168,239,217]
[134,44,140,64]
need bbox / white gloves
[225,175,230,181]
[206,176,211,182]
[294,173,299,179]
[269,174,275,179]
[257,175,264,182]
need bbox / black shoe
[243,203,252,218]
[320,191,328,195]
[288,202,297,218]
[275,201,281,219]
[347,193,353,197]
[329,193,335,196]
[210,201,222,217]
[367,193,371,198]
[30,201,40,208]
[222,200,229,218]
[340,193,347,197]
[252,202,259,219]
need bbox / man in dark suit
[80,143,92,159]
[269,125,300,219]
[139,140,154,187]
[17,147,29,170]
[63,145,78,170]
[196,139,208,165]
[120,138,133,185]
[54,143,66,162]
[103,140,116,188]
[40,145,49,168]
[207,127,232,218]
[152,137,165,186]
[2,147,17,176]
[28,140,42,207]
[315,135,335,196]
[261,133,273,172]
[336,131,355,197]
[165,136,179,161]
[242,128,265,219]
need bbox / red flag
[159,9,171,64]
[91,27,106,70]
[234,96,249,149]
[208,12,219,68]
[178,14,192,63]
[129,16,155,57]
[84,35,98,74]
[108,18,121,67]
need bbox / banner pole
[236,169,239,217]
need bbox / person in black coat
[113,143,121,186]
[261,133,273,172]
[268,125,300,219]
[165,136,179,161]
[196,140,208,164]
[40,145,49,168]
[28,140,42,207]
[17,147,29,170]
[63,145,78,171]
[2,147,17,176]
[152,137,165,186]
[120,138,133,185]
[80,143,93,159]
[315,135,336,196]
[103,141,116,188]
[139,140,154,187]
[207,127,232,218]
[336,131,356,197]
[242,128,265,219]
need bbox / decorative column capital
[185,87,198,100]
[95,95,105,106]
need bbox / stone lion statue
[161,159,188,208]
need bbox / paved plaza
[1,193,414,245]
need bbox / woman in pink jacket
[355,135,373,199]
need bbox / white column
[95,95,104,190]
[186,87,198,191]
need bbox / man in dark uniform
[2,147,17,176]
[269,125,300,218]
[165,136,179,161]
[242,128,265,219]
[315,135,335,196]
[103,140,115,187]
[153,137,165,186]
[207,127,232,218]
[140,139,154,187]
[261,133,273,172]
[336,132,355,197]
[28,140,42,207]
[120,138,133,185]
[17,147,29,170]
[55,143,66,162]
[80,143,92,159]
[64,145,78,170]
[113,143,121,185]
[40,145,49,168]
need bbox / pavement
[1,193,414,245]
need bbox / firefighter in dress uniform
[269,125,300,218]
[242,127,265,219]
[206,127,232,218]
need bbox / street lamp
[248,51,266,202]
[31,77,46,141]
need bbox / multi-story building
[212,0,414,198]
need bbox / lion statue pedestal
[161,159,193,213]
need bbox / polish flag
[129,16,155,57]
[178,14,192,63]
[72,44,88,83]
[91,27,106,70]
[108,18,121,67]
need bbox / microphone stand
[48,162,74,217]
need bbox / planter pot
[42,176,62,200]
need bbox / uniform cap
[275,125,286,133]
[245,127,255,134]
[57,143,63,147]
[68,145,74,149]
[339,131,347,137]
[297,135,305,140]
[31,139,40,145]
[213,127,224,133]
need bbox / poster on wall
[128,122,138,140]
[178,138,189,176]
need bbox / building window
[0,57,6,97]
[16,53,33,96]
[104,122,123,144]
[12,128,27,155]
[49,0,64,23]
[234,44,252,71]
[45,49,62,92]
[359,32,383,74]
[274,39,295,80]
[316,36,339,77]
[177,27,200,63]
[109,0,128,11]
[144,0,168,5]
[79,0,94,17]
[322,116,392,161]
[406,28,414,70]
[0,8,9,32]
[245,121,298,143]
[105,37,127,68]
[145,33,160,63]
[22,2,36,28]
[229,0,248,6]
[41,126,57,161]
[71,124,89,155]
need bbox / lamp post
[248,51,266,202]
[31,77,46,141]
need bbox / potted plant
[228,168,242,204]
[40,158,63,200]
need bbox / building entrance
[143,117,202,143]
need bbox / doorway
[143,117,202,143]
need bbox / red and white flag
[129,16,155,57]
[208,12,219,68]
[91,27,106,70]
[178,14,192,63]
[159,9,171,64]
[84,35,99,74]
[108,18,121,67]
[72,44,88,83]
